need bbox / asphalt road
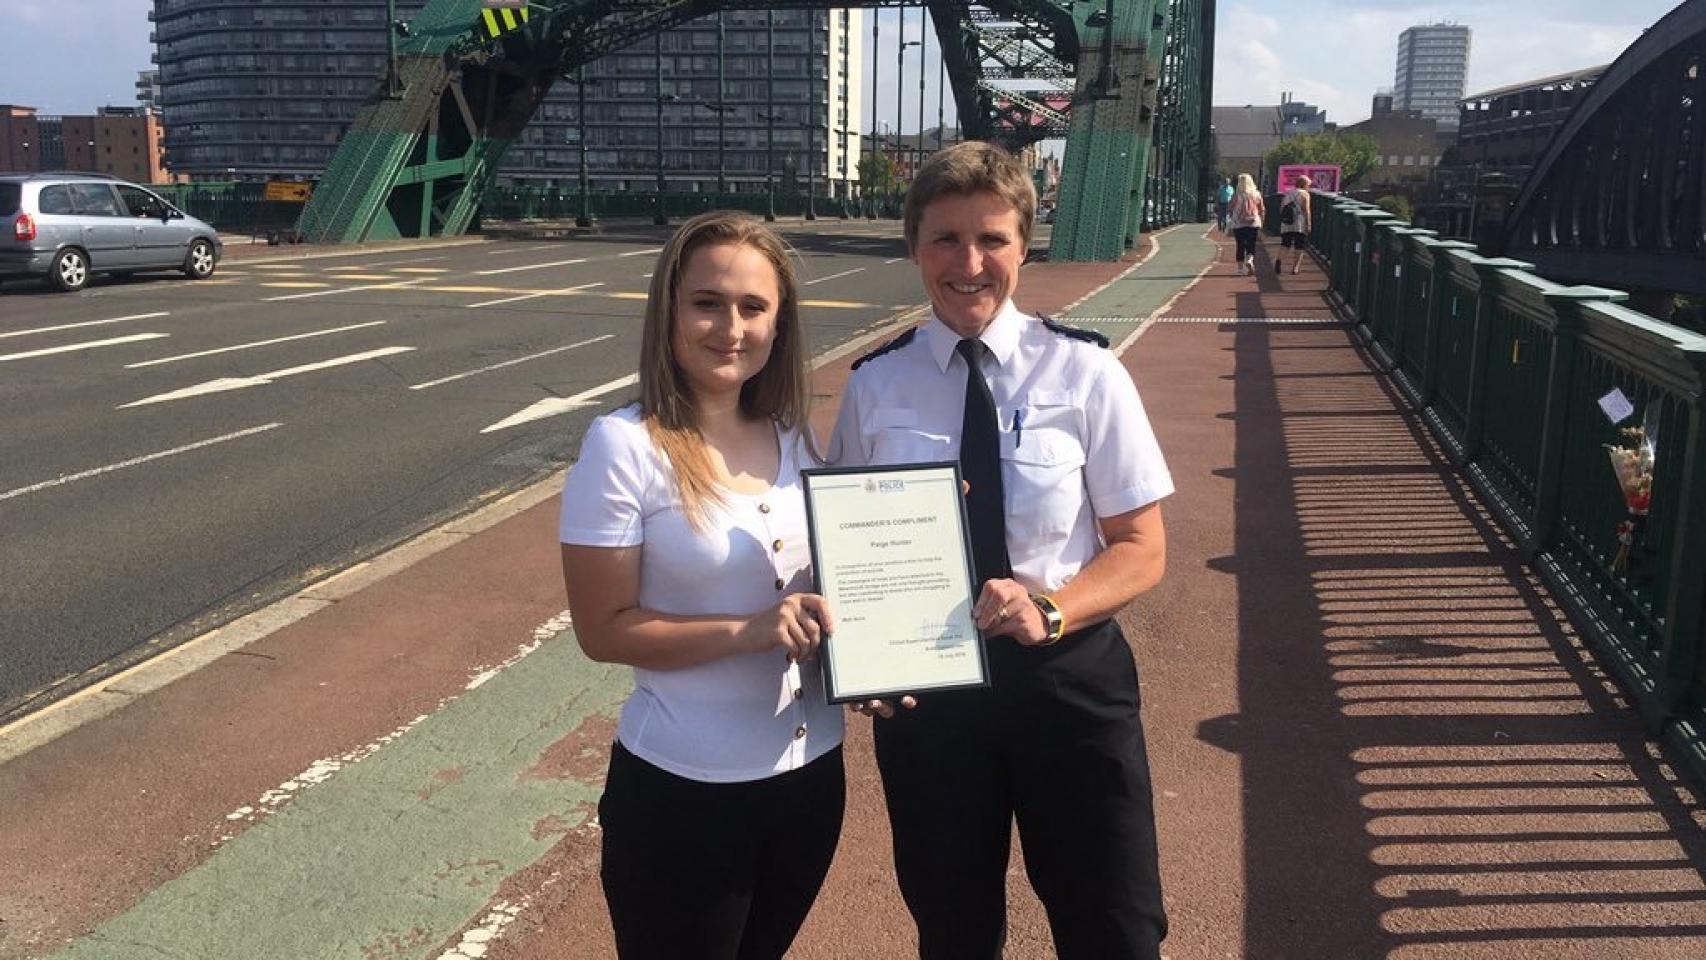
[0,222,926,721]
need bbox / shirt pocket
[1001,395,1087,542]
[869,406,953,463]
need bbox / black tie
[957,339,1011,586]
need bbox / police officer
[830,141,1173,959]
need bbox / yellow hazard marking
[325,274,398,281]
[392,267,450,274]
[803,299,879,309]
[260,282,333,289]
[605,292,648,300]
[479,5,530,40]
[250,264,310,270]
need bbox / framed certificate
[800,462,989,703]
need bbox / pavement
[3,225,1705,959]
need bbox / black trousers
[1233,226,1261,262]
[599,742,845,960]
[874,620,1166,960]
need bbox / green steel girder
[299,0,1211,262]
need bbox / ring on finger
[997,604,1010,619]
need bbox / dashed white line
[0,312,168,341]
[475,257,587,276]
[619,247,664,258]
[467,281,603,309]
[119,346,416,408]
[0,422,284,503]
[410,334,615,390]
[0,332,168,363]
[804,267,866,286]
[125,321,389,369]
[884,257,907,265]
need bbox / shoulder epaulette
[851,327,918,370]
[1041,316,1109,348]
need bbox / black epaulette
[851,327,918,370]
[1041,316,1109,348]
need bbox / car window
[69,183,125,217]
[38,185,74,215]
[115,184,165,218]
[0,183,18,217]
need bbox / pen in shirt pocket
[1011,408,1024,448]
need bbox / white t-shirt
[558,405,844,783]
[831,301,1174,595]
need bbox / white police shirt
[559,405,843,783]
[830,300,1173,595]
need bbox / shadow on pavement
[1207,301,1706,957]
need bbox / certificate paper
[801,463,988,703]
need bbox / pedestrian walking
[1216,176,1235,233]
[1277,174,1313,275]
[832,141,1173,959]
[558,211,844,960]
[1229,173,1265,275]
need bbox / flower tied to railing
[1607,422,1656,573]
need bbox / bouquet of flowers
[1606,421,1656,572]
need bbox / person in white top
[832,142,1173,959]
[1277,174,1314,275]
[558,211,844,959]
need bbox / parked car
[0,173,222,292]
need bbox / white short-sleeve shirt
[558,405,843,783]
[830,301,1173,594]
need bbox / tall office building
[1394,23,1471,130]
[149,1,861,193]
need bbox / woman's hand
[974,578,1048,646]
[737,593,835,662]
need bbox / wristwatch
[1029,593,1066,646]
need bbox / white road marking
[619,247,664,257]
[885,257,907,264]
[489,243,558,255]
[0,312,168,341]
[480,372,637,434]
[410,334,614,390]
[125,321,389,369]
[0,332,168,363]
[804,267,866,286]
[119,346,416,408]
[263,278,425,302]
[467,281,603,309]
[391,267,450,274]
[641,272,653,279]
[0,422,283,503]
[475,257,587,276]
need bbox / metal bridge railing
[1311,191,1706,791]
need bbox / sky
[0,0,1685,130]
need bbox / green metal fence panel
[1310,190,1706,793]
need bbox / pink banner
[1277,164,1341,193]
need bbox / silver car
[0,173,222,292]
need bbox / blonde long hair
[1235,173,1261,199]
[639,211,811,523]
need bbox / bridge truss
[1505,0,1706,294]
[296,0,1214,261]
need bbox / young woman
[558,211,844,960]
[1229,172,1267,275]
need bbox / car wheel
[183,239,216,279]
[49,248,89,292]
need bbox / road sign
[264,181,313,203]
[1277,164,1341,193]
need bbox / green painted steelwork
[1313,190,1706,797]
[301,0,1213,260]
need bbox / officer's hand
[848,696,917,719]
[975,579,1048,646]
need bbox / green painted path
[52,625,628,960]
[1062,224,1219,348]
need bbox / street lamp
[384,0,405,98]
[717,12,728,199]
[765,10,777,221]
[575,67,594,228]
[916,13,928,179]
[654,32,667,226]
[898,9,921,184]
